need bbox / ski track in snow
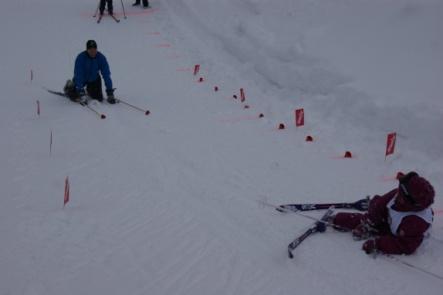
[0,0,442,294]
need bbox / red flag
[295,108,304,127]
[64,177,70,207]
[240,88,246,102]
[193,64,200,76]
[386,132,396,156]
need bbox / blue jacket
[74,51,113,91]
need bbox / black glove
[106,89,116,104]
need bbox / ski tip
[145,110,151,116]
[101,114,106,119]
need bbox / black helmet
[86,40,97,49]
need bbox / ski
[110,15,120,23]
[45,89,87,105]
[97,14,120,23]
[277,197,369,213]
[288,207,334,259]
[45,88,106,119]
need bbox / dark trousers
[86,77,104,101]
[100,0,113,15]
[65,77,103,101]
[135,0,149,7]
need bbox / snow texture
[0,0,442,294]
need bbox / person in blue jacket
[64,40,116,104]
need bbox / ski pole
[83,103,106,119]
[381,255,443,281]
[120,0,127,19]
[117,98,150,115]
[93,0,100,17]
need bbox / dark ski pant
[100,0,113,15]
[86,77,104,101]
[67,77,103,101]
[134,0,149,7]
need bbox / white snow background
[0,0,442,294]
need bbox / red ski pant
[333,213,365,231]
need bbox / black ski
[110,15,120,23]
[97,14,120,23]
[288,207,334,259]
[45,88,106,119]
[45,89,87,104]
[277,197,369,213]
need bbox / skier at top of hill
[64,40,116,104]
[132,0,150,9]
[99,0,114,16]
[331,171,434,255]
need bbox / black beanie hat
[86,40,97,49]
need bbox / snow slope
[0,0,442,294]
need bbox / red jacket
[366,189,432,254]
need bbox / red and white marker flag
[385,132,396,158]
[295,108,304,127]
[193,64,200,76]
[240,88,246,102]
[64,177,70,207]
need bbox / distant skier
[64,40,116,104]
[99,0,113,16]
[132,0,149,9]
[331,172,434,255]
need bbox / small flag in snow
[193,64,200,76]
[64,177,70,207]
[385,132,396,157]
[295,108,304,127]
[240,88,246,102]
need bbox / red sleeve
[375,216,430,255]
[367,189,397,226]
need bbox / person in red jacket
[332,172,434,255]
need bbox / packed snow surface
[1,0,442,294]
